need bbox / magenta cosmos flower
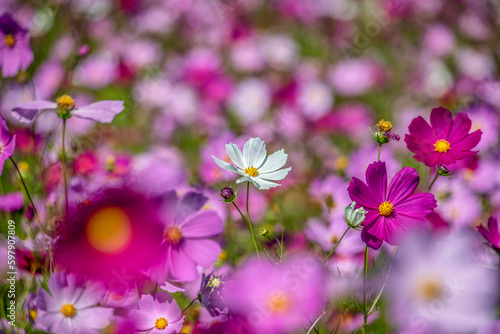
[12,94,124,123]
[477,216,500,252]
[224,255,326,333]
[0,12,33,78]
[128,292,184,334]
[0,115,15,175]
[35,273,113,334]
[405,106,482,167]
[146,191,224,283]
[347,161,437,250]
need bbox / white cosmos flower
[212,137,291,190]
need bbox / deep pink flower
[146,191,224,283]
[404,107,482,167]
[477,217,500,252]
[347,161,437,249]
[0,12,33,78]
[0,115,15,175]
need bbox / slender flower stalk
[323,227,350,265]
[362,245,369,333]
[427,173,440,193]
[61,119,69,235]
[9,157,53,272]
[367,246,399,316]
[246,182,260,261]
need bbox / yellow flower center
[155,317,168,330]
[378,201,394,216]
[268,290,291,314]
[210,277,222,288]
[60,304,76,318]
[376,119,393,132]
[29,309,38,321]
[56,94,76,111]
[4,34,15,47]
[0,143,3,153]
[244,166,259,177]
[218,250,227,262]
[434,139,450,153]
[86,207,132,254]
[417,279,442,301]
[164,226,183,245]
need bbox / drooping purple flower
[477,217,500,252]
[12,94,124,124]
[35,273,113,334]
[146,191,224,283]
[347,161,437,249]
[199,272,227,317]
[0,115,15,175]
[0,12,33,78]
[128,292,184,334]
[405,106,482,167]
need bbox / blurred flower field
[1,0,500,333]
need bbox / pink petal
[179,210,223,238]
[169,246,198,281]
[12,100,57,123]
[448,112,472,143]
[365,161,387,202]
[387,166,419,205]
[393,193,437,218]
[71,100,124,123]
[0,191,24,211]
[182,239,221,266]
[347,177,379,210]
[361,224,383,250]
[430,106,453,139]
[451,129,482,151]
[407,116,436,142]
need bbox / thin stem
[323,227,350,265]
[427,173,440,193]
[377,144,382,162]
[367,246,399,315]
[246,182,261,262]
[9,157,53,272]
[182,297,199,313]
[306,306,337,334]
[362,245,369,333]
[61,119,69,236]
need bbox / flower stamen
[164,226,183,245]
[155,317,168,330]
[56,94,76,111]
[4,34,15,47]
[268,290,291,314]
[376,119,393,132]
[378,201,394,216]
[60,304,76,318]
[434,139,450,153]
[244,166,259,177]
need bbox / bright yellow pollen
[244,166,259,177]
[4,34,15,47]
[61,304,76,318]
[18,161,29,173]
[155,317,168,330]
[376,119,393,132]
[0,143,3,153]
[434,139,451,153]
[378,201,394,216]
[29,309,38,321]
[86,207,132,254]
[56,94,76,111]
[418,279,442,301]
[164,226,183,245]
[218,250,227,262]
[268,290,291,314]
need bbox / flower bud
[374,131,389,145]
[437,165,450,176]
[220,187,236,203]
[77,44,90,58]
[344,202,368,228]
[376,119,393,133]
[259,224,272,237]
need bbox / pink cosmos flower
[347,161,437,249]
[405,106,482,167]
[35,273,113,334]
[224,255,326,333]
[146,191,224,283]
[128,293,184,334]
[477,217,500,252]
[12,94,124,124]
[0,12,33,78]
[0,115,15,175]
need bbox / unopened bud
[344,202,368,228]
[220,187,236,203]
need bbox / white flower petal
[253,177,280,190]
[212,156,242,174]
[236,176,251,184]
[259,167,291,181]
[243,137,267,168]
[258,149,288,174]
[225,143,247,169]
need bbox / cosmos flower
[347,161,437,249]
[35,273,113,334]
[128,293,184,334]
[224,255,326,333]
[199,272,227,317]
[12,94,124,124]
[146,191,224,282]
[0,115,15,175]
[404,107,482,167]
[477,216,500,252]
[212,137,292,190]
[388,232,497,333]
[0,12,33,78]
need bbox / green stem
[427,173,440,193]
[246,182,261,262]
[323,227,350,265]
[362,245,369,333]
[182,297,199,313]
[367,246,399,315]
[9,157,53,273]
[377,144,382,162]
[61,119,69,236]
